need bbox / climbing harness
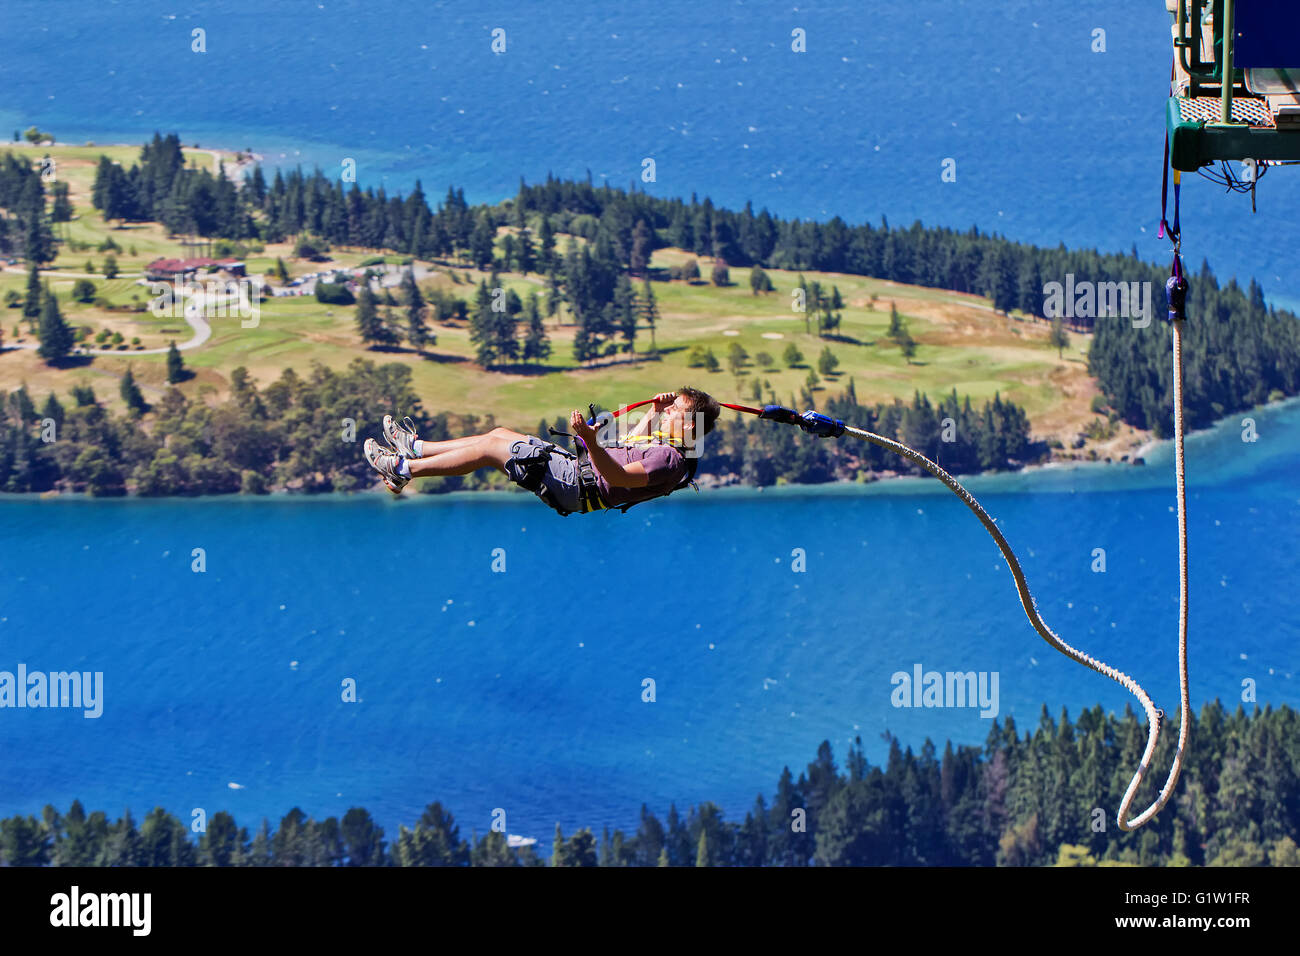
[547,404,701,514]
[502,436,577,516]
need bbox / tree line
[2,700,1294,866]
[0,363,1033,495]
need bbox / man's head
[660,386,721,446]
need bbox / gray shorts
[505,435,582,514]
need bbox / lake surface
[2,0,1299,841]
[1,0,1297,311]
[2,399,1297,841]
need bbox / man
[364,387,722,515]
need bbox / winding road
[5,284,224,356]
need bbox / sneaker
[364,438,409,495]
[383,414,420,459]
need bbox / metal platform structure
[1165,0,1300,170]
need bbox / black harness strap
[546,426,609,514]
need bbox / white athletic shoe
[364,438,409,495]
[383,415,420,459]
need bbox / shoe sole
[365,439,409,495]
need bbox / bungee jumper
[364,387,722,516]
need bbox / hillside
[0,146,1148,465]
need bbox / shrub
[240,469,269,495]
[315,282,355,306]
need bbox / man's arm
[625,391,677,440]
[585,442,650,488]
[571,408,649,488]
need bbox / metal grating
[1177,95,1276,128]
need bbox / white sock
[396,457,411,478]
[412,439,425,457]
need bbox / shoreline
[9,391,1298,504]
[6,138,263,181]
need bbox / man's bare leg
[407,427,527,478]
[402,434,482,458]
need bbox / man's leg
[404,434,482,457]
[407,427,528,478]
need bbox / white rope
[839,318,1190,830]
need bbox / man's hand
[570,409,597,444]
[651,391,677,411]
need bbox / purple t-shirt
[592,443,688,508]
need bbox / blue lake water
[1,0,1297,311]
[2,0,1299,841]
[2,399,1298,840]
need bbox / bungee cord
[604,323,1191,829]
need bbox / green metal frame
[1166,0,1300,170]
[1175,0,1218,92]
[1166,98,1300,169]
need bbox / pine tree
[401,270,430,352]
[354,287,384,346]
[900,330,918,364]
[119,368,146,416]
[629,219,652,276]
[23,209,55,265]
[35,284,73,363]
[515,227,535,274]
[817,346,839,376]
[727,341,749,376]
[639,278,659,354]
[469,280,496,367]
[483,282,520,365]
[551,823,565,867]
[537,216,556,274]
[469,213,495,270]
[521,292,550,363]
[613,274,637,357]
[166,341,185,383]
[696,829,712,867]
[1049,317,1069,359]
[23,263,41,329]
[544,268,563,322]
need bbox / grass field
[0,143,1147,460]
